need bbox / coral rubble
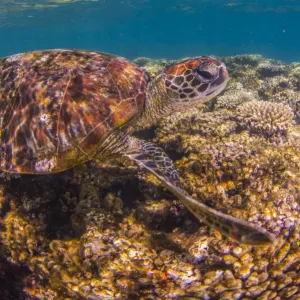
[0,54,300,299]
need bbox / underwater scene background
[0,0,300,62]
[0,1,299,300]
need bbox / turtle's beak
[212,63,230,88]
[220,63,230,84]
[200,65,229,103]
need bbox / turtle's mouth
[205,90,216,96]
[211,64,229,86]
[203,80,229,102]
[208,66,230,96]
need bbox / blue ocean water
[0,0,299,62]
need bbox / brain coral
[271,90,300,123]
[235,100,295,137]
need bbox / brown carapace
[0,50,147,173]
[0,49,275,246]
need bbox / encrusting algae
[0,54,300,299]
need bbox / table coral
[0,54,299,299]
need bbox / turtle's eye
[195,63,218,83]
[196,69,215,80]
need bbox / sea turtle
[0,49,274,245]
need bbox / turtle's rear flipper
[125,137,275,246]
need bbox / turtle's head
[163,56,229,110]
[141,56,229,128]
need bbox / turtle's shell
[0,50,148,173]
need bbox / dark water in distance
[0,0,299,62]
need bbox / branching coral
[214,89,258,110]
[235,100,295,137]
[271,90,300,122]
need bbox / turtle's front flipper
[124,137,275,246]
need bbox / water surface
[0,0,299,62]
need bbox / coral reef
[271,90,300,123]
[1,54,300,299]
[133,57,173,77]
[214,89,258,110]
[220,54,264,67]
[258,76,293,100]
[235,100,295,137]
[289,64,300,90]
[256,60,289,77]
[156,109,237,153]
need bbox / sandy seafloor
[0,54,299,299]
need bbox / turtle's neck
[138,74,173,129]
